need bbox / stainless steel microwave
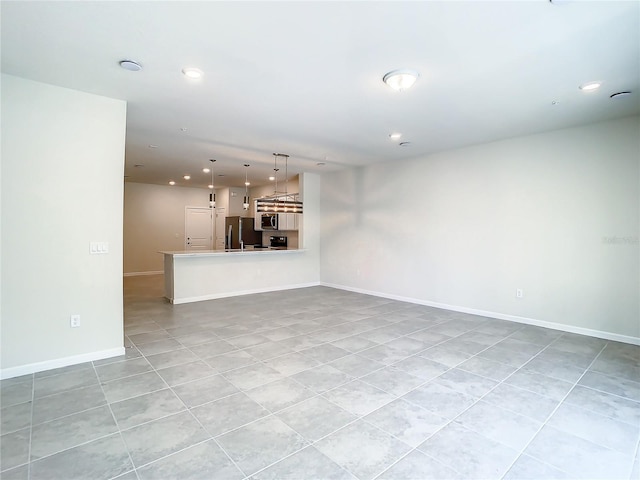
[261,213,278,230]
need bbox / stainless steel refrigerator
[225,216,259,249]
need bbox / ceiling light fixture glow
[169,180,175,186]
[203,168,210,173]
[182,67,203,79]
[389,133,402,140]
[183,175,191,180]
[579,82,601,91]
[383,69,419,91]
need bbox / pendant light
[243,164,250,210]
[255,153,303,214]
[209,159,216,208]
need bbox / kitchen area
[223,197,300,252]
[148,173,319,305]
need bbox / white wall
[124,182,210,274]
[227,187,249,217]
[320,116,640,342]
[1,75,127,376]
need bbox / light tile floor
[1,275,639,479]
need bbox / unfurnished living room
[1,2,639,480]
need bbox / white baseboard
[321,282,640,346]
[170,281,322,304]
[0,347,126,380]
[124,271,164,277]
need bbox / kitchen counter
[161,248,314,304]
[161,247,300,257]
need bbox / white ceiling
[2,1,639,189]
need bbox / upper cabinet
[278,211,298,231]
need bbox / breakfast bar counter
[161,248,315,304]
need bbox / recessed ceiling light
[208,184,214,189]
[203,168,210,173]
[169,180,175,186]
[579,82,602,91]
[148,144,159,149]
[551,100,560,105]
[119,60,142,72]
[182,67,203,79]
[383,69,419,91]
[269,176,275,181]
[180,127,188,132]
[183,175,191,180]
[610,91,632,99]
[389,133,402,140]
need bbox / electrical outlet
[70,314,81,328]
[516,289,523,298]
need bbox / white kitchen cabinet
[278,212,298,231]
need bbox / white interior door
[185,207,213,251]
[214,207,226,250]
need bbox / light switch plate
[90,241,109,254]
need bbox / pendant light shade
[209,159,216,208]
[243,164,250,210]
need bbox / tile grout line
[631,435,640,480]
[368,326,584,479]
[162,311,435,478]
[475,330,599,478]
[359,333,534,478]
[133,344,249,479]
[90,361,139,480]
[495,340,612,479]
[154,313,550,478]
[27,373,35,480]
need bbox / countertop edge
[160,249,305,257]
